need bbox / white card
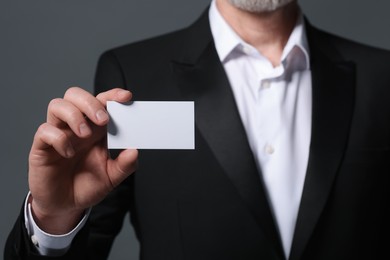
[107,101,195,149]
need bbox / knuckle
[48,98,62,110]
[95,92,103,100]
[68,109,81,120]
[54,131,68,144]
[35,124,48,137]
[64,86,81,98]
[34,124,54,143]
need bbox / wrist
[30,199,85,235]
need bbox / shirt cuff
[24,192,91,256]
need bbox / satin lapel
[289,25,356,260]
[170,12,284,259]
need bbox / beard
[228,0,295,12]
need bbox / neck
[216,0,299,66]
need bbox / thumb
[107,149,138,188]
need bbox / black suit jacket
[5,9,390,260]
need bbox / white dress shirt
[26,1,312,257]
[24,192,90,256]
[209,0,311,257]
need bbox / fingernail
[118,90,131,99]
[96,110,109,122]
[79,123,91,136]
[66,146,75,158]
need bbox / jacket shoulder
[308,24,390,63]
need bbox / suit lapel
[171,11,285,259]
[289,24,356,260]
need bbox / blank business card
[107,101,195,149]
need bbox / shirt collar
[208,0,310,69]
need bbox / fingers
[63,87,110,127]
[47,98,92,138]
[47,86,132,134]
[107,149,138,188]
[96,88,132,105]
[36,86,132,158]
[32,123,75,158]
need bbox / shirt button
[261,80,271,89]
[265,145,275,155]
[31,235,39,247]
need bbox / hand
[28,87,138,234]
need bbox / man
[5,0,390,259]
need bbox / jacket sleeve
[4,202,89,260]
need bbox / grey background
[1,0,389,259]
